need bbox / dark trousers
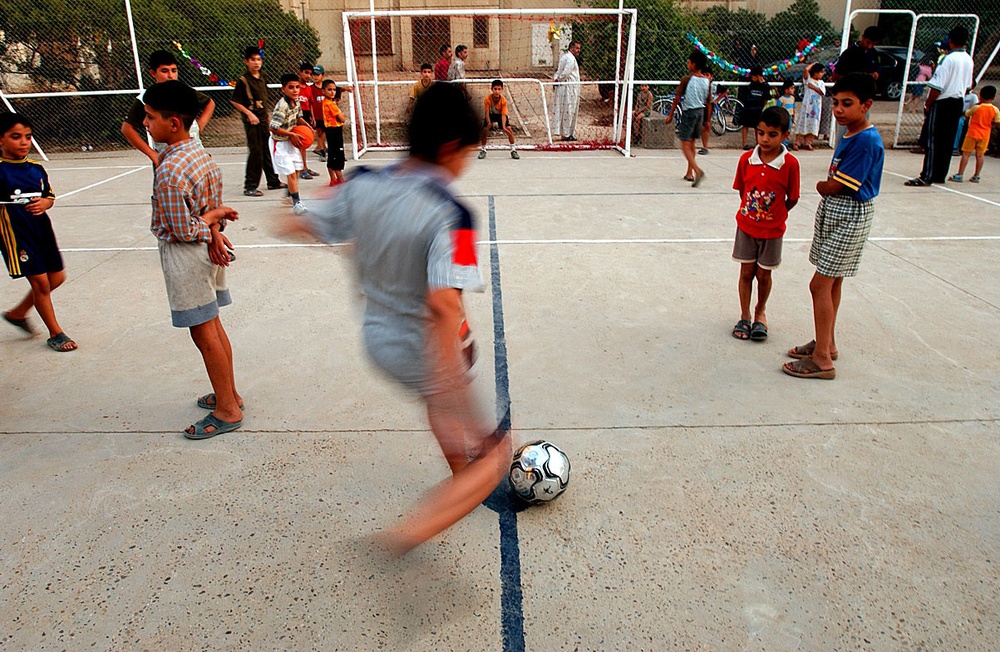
[920,98,963,184]
[243,120,280,191]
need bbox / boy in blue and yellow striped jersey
[0,113,76,352]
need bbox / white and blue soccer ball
[508,440,570,504]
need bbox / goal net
[342,8,637,158]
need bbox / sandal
[3,312,34,335]
[197,393,244,410]
[732,319,751,340]
[267,182,288,190]
[788,340,838,361]
[184,413,242,440]
[904,178,932,187]
[782,357,836,380]
[242,188,263,197]
[749,321,768,341]
[46,332,77,352]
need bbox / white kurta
[552,51,580,138]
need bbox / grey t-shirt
[681,75,711,111]
[309,162,484,395]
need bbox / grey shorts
[158,239,231,328]
[809,195,875,278]
[676,109,704,141]
[732,228,783,269]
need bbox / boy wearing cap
[143,80,243,440]
[296,63,319,179]
[310,65,327,161]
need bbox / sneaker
[511,150,519,160]
[698,148,709,155]
[950,174,964,182]
[478,150,486,159]
[315,149,326,160]
[292,202,308,215]
[970,175,980,183]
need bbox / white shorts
[269,137,303,176]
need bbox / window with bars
[349,17,393,55]
[473,16,489,49]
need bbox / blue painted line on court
[482,194,528,652]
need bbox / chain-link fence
[2,0,997,155]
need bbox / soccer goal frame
[342,7,638,159]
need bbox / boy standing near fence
[122,50,215,167]
[738,67,770,150]
[231,45,283,197]
[321,80,347,185]
[731,106,799,343]
[143,81,242,437]
[951,85,1000,183]
[665,50,711,187]
[478,80,519,159]
[1,113,77,352]
[784,74,883,380]
[269,74,311,214]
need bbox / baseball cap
[313,64,325,74]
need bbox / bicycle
[651,90,743,136]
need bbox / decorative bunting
[171,40,231,86]
[685,33,823,78]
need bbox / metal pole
[0,91,48,161]
[369,0,381,145]
[975,38,1000,86]
[124,0,144,92]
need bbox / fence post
[0,91,49,161]
[125,0,144,92]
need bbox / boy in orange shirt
[320,80,347,185]
[478,80,518,159]
[951,85,1000,183]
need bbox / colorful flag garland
[172,40,232,86]
[686,33,823,78]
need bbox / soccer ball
[508,440,570,504]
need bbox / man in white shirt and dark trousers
[906,26,974,187]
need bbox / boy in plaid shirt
[144,81,243,439]
[784,74,883,381]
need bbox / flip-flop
[267,182,288,190]
[782,358,836,380]
[732,319,752,340]
[749,321,768,341]
[904,178,932,187]
[184,413,243,440]
[3,312,34,335]
[242,188,263,197]
[197,393,244,410]
[787,340,838,361]
[46,332,77,352]
[692,171,705,188]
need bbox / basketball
[291,125,314,150]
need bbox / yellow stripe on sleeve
[833,171,861,191]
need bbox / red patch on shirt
[452,228,477,266]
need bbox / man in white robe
[552,41,581,140]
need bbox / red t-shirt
[732,148,800,239]
[434,56,450,81]
[297,83,315,115]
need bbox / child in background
[792,63,826,151]
[699,67,715,155]
[951,85,1000,183]
[0,113,76,352]
[321,80,347,185]
[632,83,653,145]
[284,82,512,555]
[665,50,712,186]
[478,79,519,159]
[953,85,979,155]
[310,65,327,161]
[737,67,770,150]
[269,73,311,215]
[784,73,884,380]
[904,59,934,114]
[230,46,283,196]
[296,62,319,180]
[776,80,796,148]
[407,63,435,113]
[731,106,799,343]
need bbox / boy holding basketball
[478,80,518,159]
[143,81,242,438]
[783,74,884,380]
[731,106,799,343]
[283,83,512,555]
[269,73,311,214]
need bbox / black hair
[408,82,479,162]
[980,85,997,100]
[299,61,314,72]
[491,79,503,88]
[949,25,969,48]
[279,73,299,87]
[831,72,878,104]
[861,26,883,42]
[0,112,32,136]
[688,49,707,71]
[749,65,764,77]
[455,45,467,55]
[243,45,262,60]
[781,79,795,92]
[420,63,433,71]
[322,79,336,89]
[148,50,177,71]
[143,80,197,129]
[807,62,825,76]
[439,44,450,54]
[759,106,790,132]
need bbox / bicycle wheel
[711,105,726,136]
[722,98,743,132]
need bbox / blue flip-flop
[749,321,768,341]
[196,393,245,410]
[184,413,242,440]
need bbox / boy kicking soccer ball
[284,83,512,554]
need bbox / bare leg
[737,263,755,323]
[974,152,985,177]
[187,317,243,433]
[680,140,701,179]
[807,273,838,370]
[753,267,772,326]
[25,271,71,342]
[956,151,971,176]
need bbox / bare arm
[230,100,260,125]
[197,97,216,131]
[121,121,159,166]
[816,178,852,196]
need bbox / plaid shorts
[809,194,874,278]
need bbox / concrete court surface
[1,143,999,651]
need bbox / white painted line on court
[59,235,1000,253]
[885,170,1000,208]
[59,166,146,198]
